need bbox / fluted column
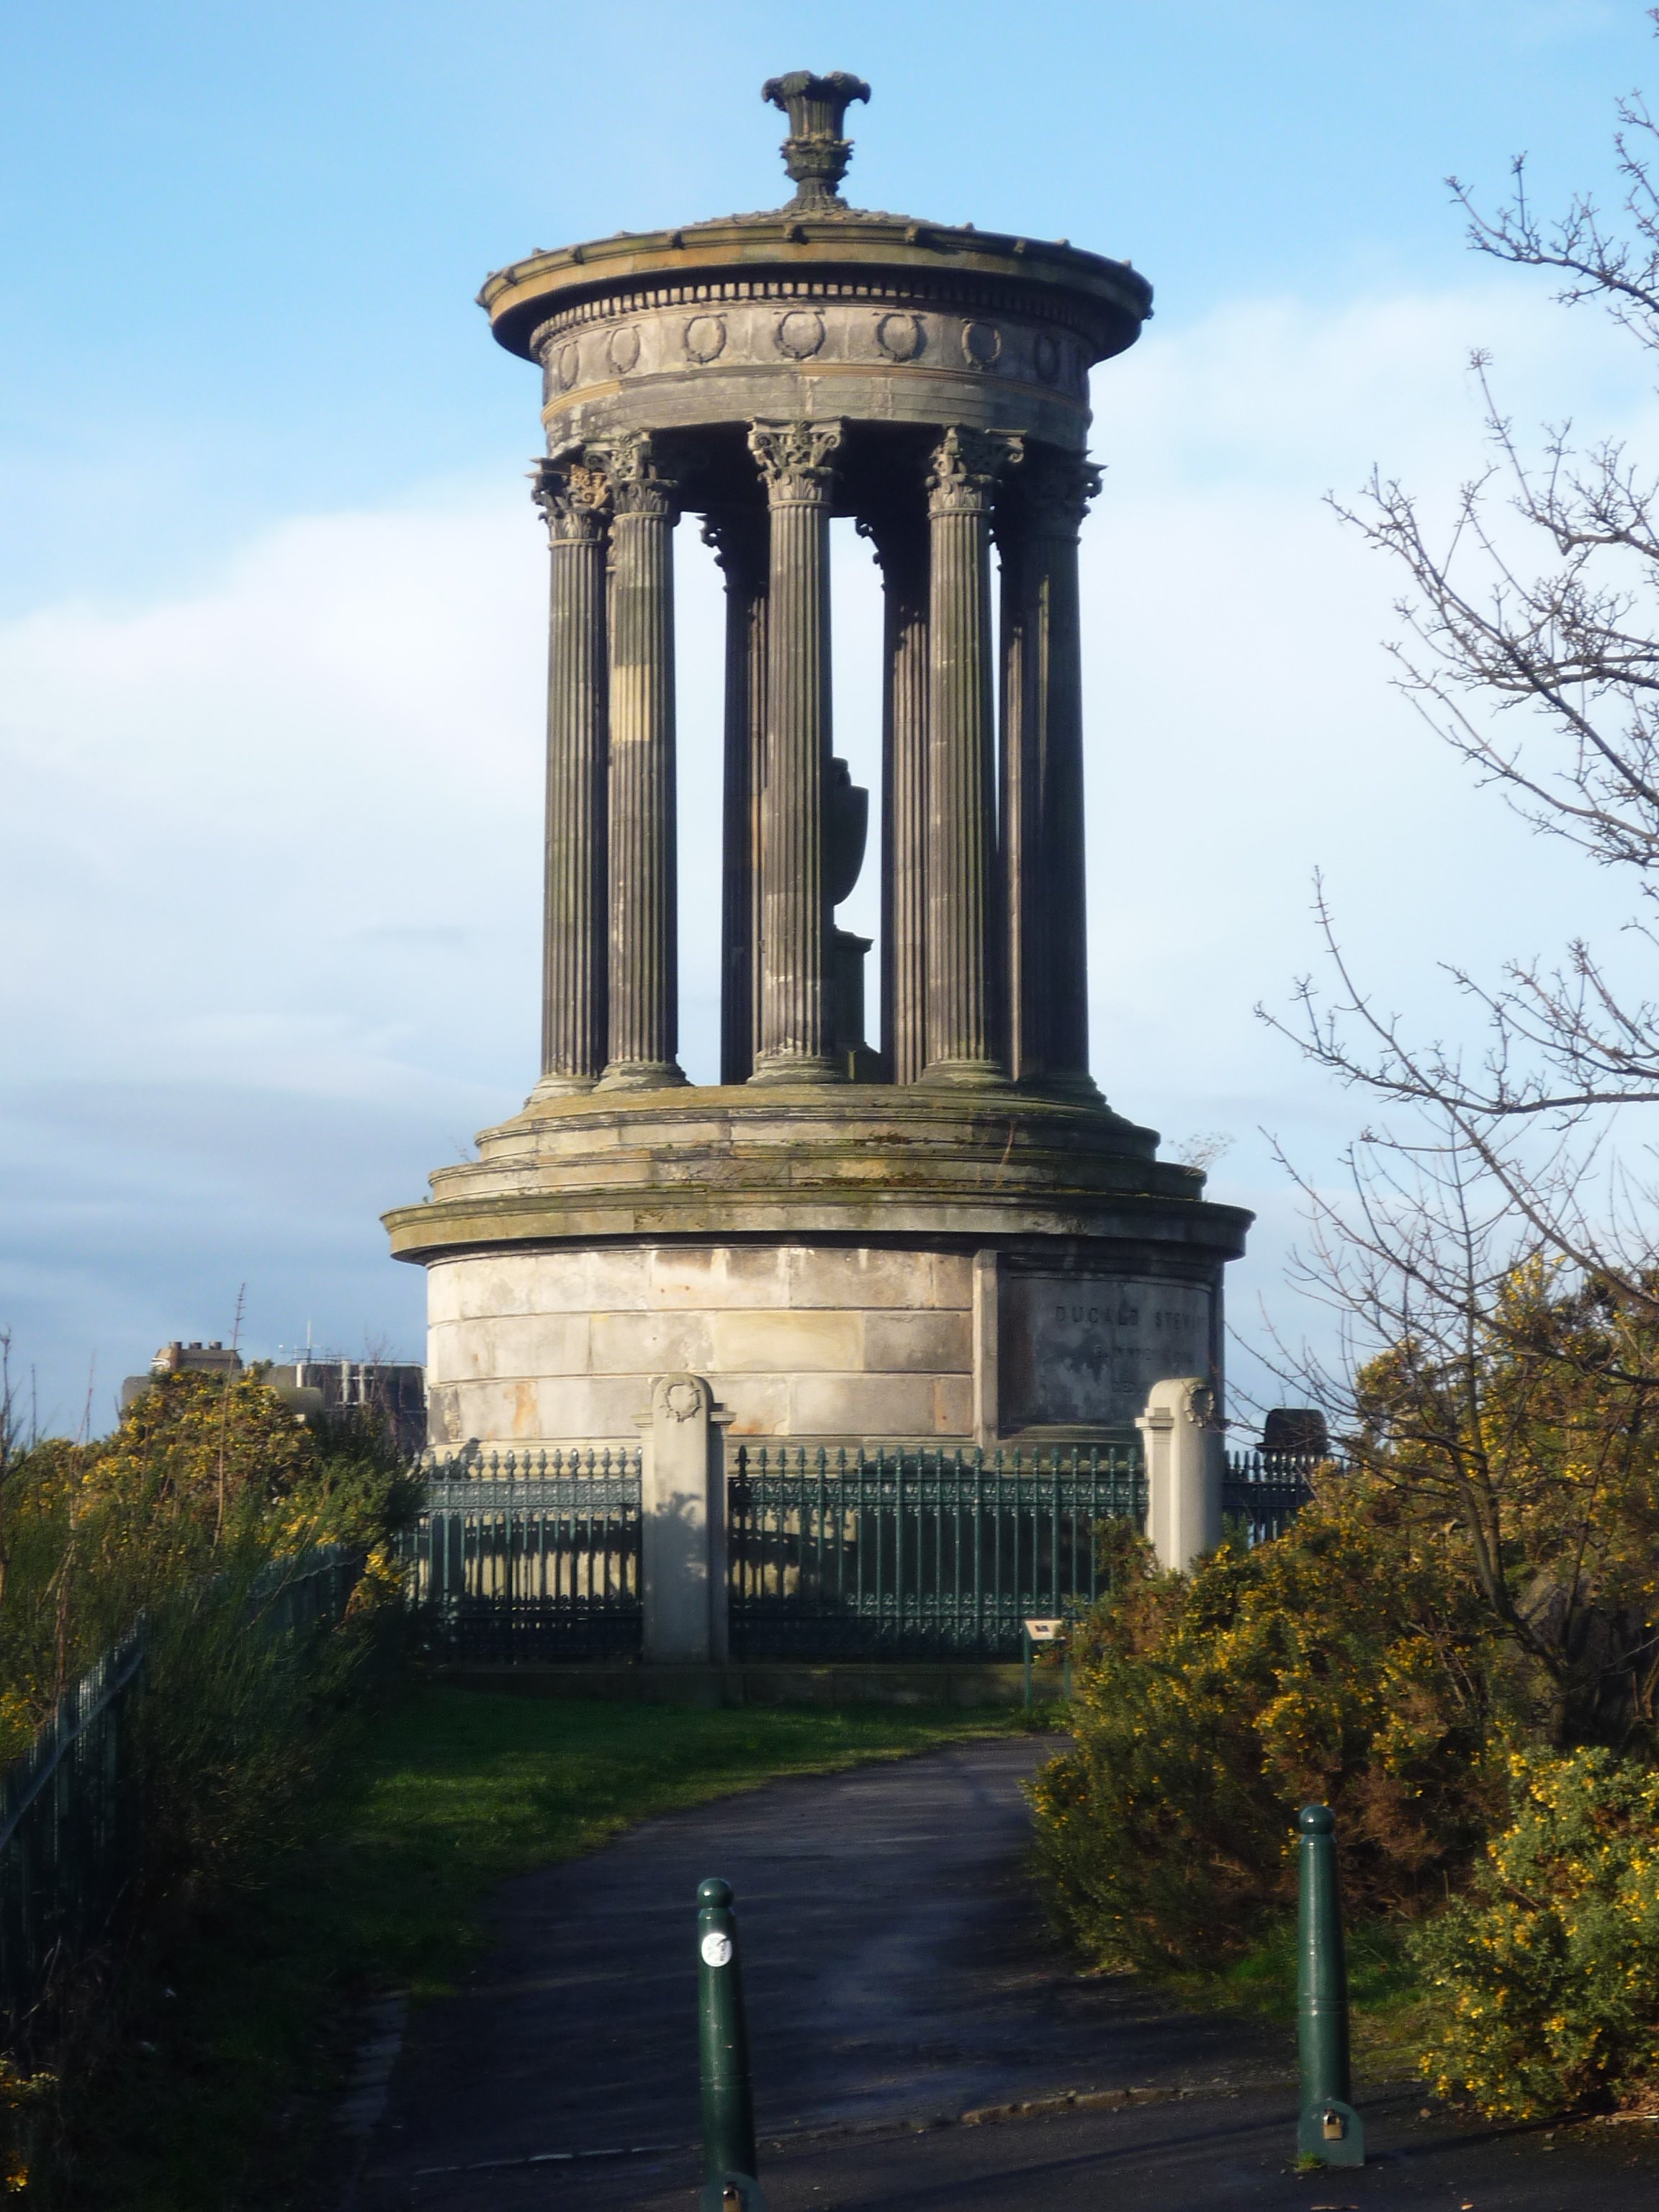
[861,505,929,1084]
[923,426,1020,1084]
[1012,451,1106,1097]
[997,505,1034,1081]
[528,456,611,1097]
[747,420,844,1084]
[1003,451,1102,1095]
[704,508,769,1085]
[590,433,685,1090]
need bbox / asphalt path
[354,1732,1659,2211]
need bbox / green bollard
[696,1877,767,2212]
[1296,1804,1364,2167]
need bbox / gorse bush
[0,1371,413,1766]
[1410,1750,1659,2117]
[133,1547,382,1913]
[1031,1395,1659,2115]
[0,1367,415,2195]
[1029,1484,1509,1973]
[0,1370,416,1884]
[1350,1264,1659,1754]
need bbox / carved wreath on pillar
[657,1377,706,1423]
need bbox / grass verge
[1159,1915,1431,2082]
[68,1689,1025,2209]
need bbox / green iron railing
[1222,1449,1330,1547]
[0,1539,361,2044]
[394,1437,1329,1669]
[727,1444,1146,1660]
[405,1448,643,1663]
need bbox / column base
[1021,1068,1107,1108]
[747,1053,845,1087]
[917,1058,1012,1091]
[595,1060,689,1092]
[525,1072,601,1107]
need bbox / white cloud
[2,276,1651,1424]
[1087,280,1655,1409]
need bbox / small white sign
[701,1932,734,1968]
[1023,1618,1066,1643]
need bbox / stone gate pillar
[1139,1375,1223,1573]
[640,1372,732,1665]
[924,426,1020,1084]
[595,433,685,1091]
[748,420,844,1084]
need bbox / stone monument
[385,71,1251,1452]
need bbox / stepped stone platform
[386,1087,1247,1452]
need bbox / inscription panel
[999,1273,1213,1431]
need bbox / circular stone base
[385,1086,1251,1452]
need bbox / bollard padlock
[701,2182,763,2212]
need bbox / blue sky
[2,1,1655,1429]
[1,0,1645,608]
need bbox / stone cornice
[481,216,1151,365]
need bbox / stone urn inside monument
[383,70,1251,1454]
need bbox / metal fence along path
[727,1444,1146,1660]
[1222,1450,1324,1547]
[399,1437,1338,1665]
[406,1449,644,1663]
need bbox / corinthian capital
[530,454,611,544]
[925,426,1023,516]
[747,420,844,504]
[1022,449,1103,537]
[701,506,768,585]
[584,432,677,518]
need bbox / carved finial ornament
[762,71,871,209]
[747,419,845,503]
[530,455,611,544]
[925,426,1024,515]
[583,431,676,518]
